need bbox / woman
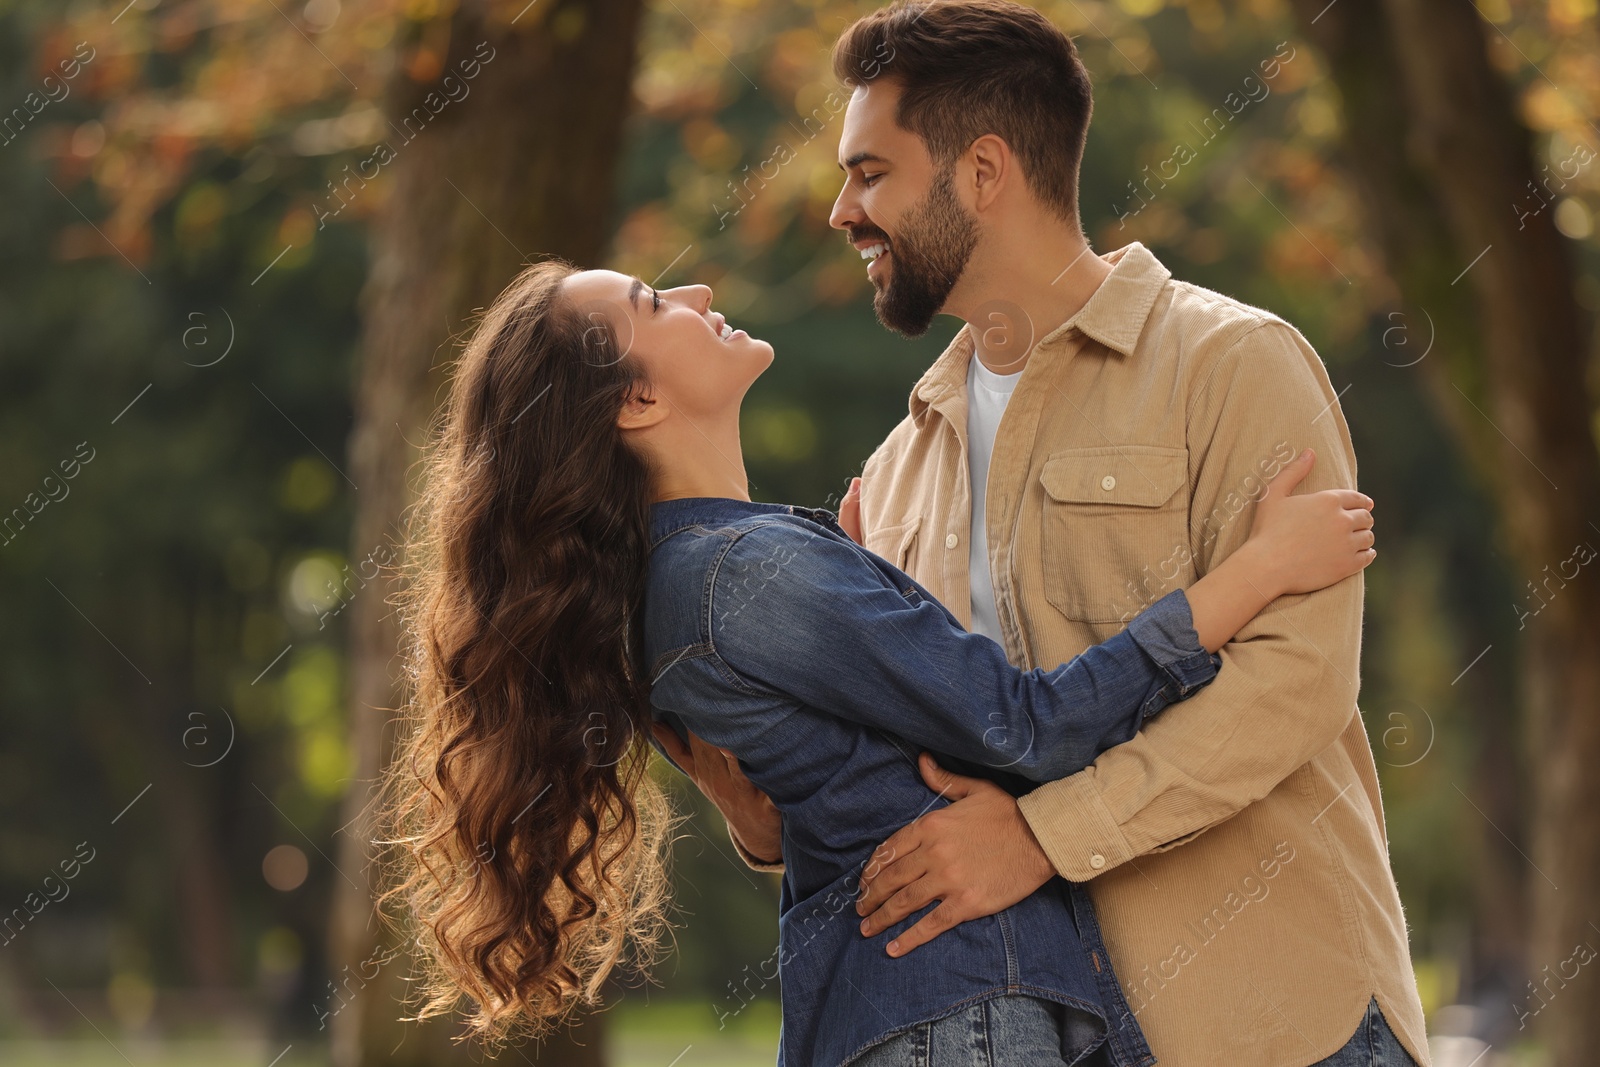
[379,260,1377,1066]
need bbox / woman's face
[563,270,774,423]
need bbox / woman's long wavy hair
[377,259,676,1046]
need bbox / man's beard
[871,166,978,338]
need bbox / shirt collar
[908,241,1172,421]
[649,496,838,549]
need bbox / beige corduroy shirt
[845,241,1430,1066]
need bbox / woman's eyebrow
[627,277,645,311]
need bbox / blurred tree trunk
[330,1,643,1064]
[1291,0,1600,1059]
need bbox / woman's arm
[709,449,1371,784]
[710,518,1210,784]
[1185,448,1375,651]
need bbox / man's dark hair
[832,0,1093,223]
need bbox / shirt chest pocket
[870,511,921,572]
[865,515,925,601]
[1038,446,1193,624]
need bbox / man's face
[830,81,978,338]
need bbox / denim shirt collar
[648,495,840,549]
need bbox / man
[656,2,1430,1064]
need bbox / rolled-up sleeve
[1017,320,1364,881]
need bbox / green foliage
[0,1,364,1030]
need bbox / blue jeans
[845,994,1110,1067]
[847,992,1416,1067]
[1310,996,1421,1067]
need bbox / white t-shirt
[965,354,1023,643]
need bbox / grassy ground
[0,1000,783,1066]
[0,1039,778,1067]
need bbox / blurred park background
[2,0,1599,1064]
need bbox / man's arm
[1014,319,1363,880]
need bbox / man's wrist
[1011,799,1062,883]
[1017,773,1130,882]
[1016,803,1056,885]
[728,822,782,867]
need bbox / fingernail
[887,940,900,956]
[860,920,871,935]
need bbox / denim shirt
[642,497,1221,1067]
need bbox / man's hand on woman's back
[652,722,783,864]
[855,752,1056,957]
